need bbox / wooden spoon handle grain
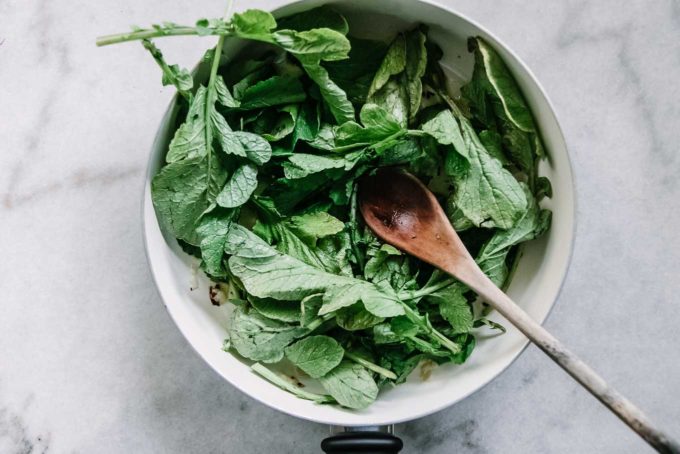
[460,267,680,453]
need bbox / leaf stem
[345,351,397,380]
[400,303,461,354]
[349,185,366,270]
[141,39,192,101]
[398,278,456,300]
[96,27,208,46]
[305,312,335,332]
[251,363,334,403]
[202,33,226,202]
[369,130,407,151]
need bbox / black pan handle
[321,431,403,454]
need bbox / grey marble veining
[1,0,679,452]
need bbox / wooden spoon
[359,168,679,453]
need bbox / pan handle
[321,425,403,453]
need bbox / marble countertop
[2,0,679,452]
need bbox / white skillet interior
[143,0,575,427]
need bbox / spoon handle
[459,268,679,453]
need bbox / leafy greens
[98,6,551,410]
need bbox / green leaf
[469,37,535,132]
[285,335,345,378]
[479,129,508,165]
[335,104,403,150]
[404,27,427,121]
[216,163,258,208]
[232,9,277,36]
[536,176,553,200]
[229,253,336,301]
[232,63,270,100]
[166,87,207,163]
[277,6,349,34]
[283,153,359,180]
[233,131,272,165]
[154,49,244,242]
[325,37,388,104]
[320,281,404,317]
[366,28,427,125]
[268,168,344,214]
[286,212,344,245]
[462,37,546,177]
[250,296,301,323]
[151,155,225,244]
[212,110,246,158]
[477,185,550,259]
[223,223,277,258]
[378,350,425,384]
[373,323,400,344]
[249,106,297,142]
[498,114,534,173]
[293,102,320,145]
[428,283,473,334]
[271,26,354,124]
[378,138,424,166]
[273,28,351,62]
[229,243,403,317]
[318,361,379,409]
[318,232,354,277]
[305,123,336,150]
[447,107,527,229]
[319,284,363,314]
[445,197,475,231]
[390,316,419,338]
[421,109,466,151]
[364,246,415,292]
[238,75,307,110]
[300,60,355,124]
[421,109,469,176]
[257,221,342,273]
[229,307,306,363]
[215,75,240,108]
[451,334,476,364]
[368,34,406,97]
[476,184,551,286]
[300,294,323,327]
[195,210,235,277]
[335,304,384,331]
[368,79,409,127]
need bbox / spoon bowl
[359,168,475,280]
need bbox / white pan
[142,0,575,451]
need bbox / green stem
[438,89,464,116]
[251,363,334,403]
[305,313,335,332]
[345,351,397,380]
[141,39,192,101]
[430,327,461,354]
[349,185,366,270]
[369,130,407,151]
[202,33,225,199]
[398,278,456,300]
[400,304,461,354]
[96,27,208,46]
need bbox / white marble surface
[1,0,679,452]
